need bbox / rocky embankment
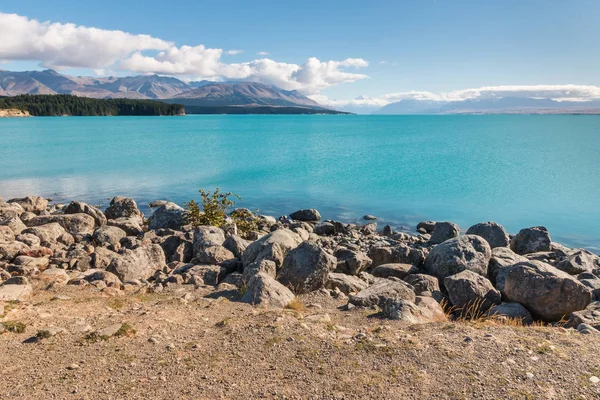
[1,195,599,333]
[0,109,30,117]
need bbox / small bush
[285,297,305,312]
[36,330,52,340]
[3,321,26,334]
[115,323,136,338]
[186,188,240,228]
[230,208,261,239]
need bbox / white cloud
[315,84,600,109]
[0,12,172,69]
[0,12,369,94]
[257,51,269,55]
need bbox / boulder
[349,279,416,308]
[91,247,120,269]
[429,222,460,245]
[579,276,600,301]
[242,259,277,282]
[496,260,592,321]
[0,216,27,235]
[242,229,302,268]
[193,226,225,254]
[382,296,446,322]
[38,268,70,285]
[335,249,372,275]
[0,241,30,261]
[416,221,436,234]
[186,265,228,286]
[223,234,251,259]
[488,247,528,285]
[566,302,600,330]
[16,233,41,247]
[465,222,510,248]
[240,272,294,308]
[0,226,15,243]
[13,255,50,270]
[444,270,501,312]
[107,217,143,236]
[148,202,185,230]
[27,214,95,236]
[289,209,321,222]
[64,201,107,227]
[158,234,192,263]
[372,263,418,280]
[192,245,235,265]
[325,272,369,294]
[510,226,551,255]
[22,223,73,246]
[278,241,337,294]
[0,202,24,219]
[93,225,126,250]
[313,222,336,236]
[80,269,123,287]
[423,235,491,281]
[107,244,166,282]
[403,274,443,301]
[557,249,599,275]
[8,196,47,214]
[369,244,426,268]
[0,283,32,301]
[487,302,534,325]
[104,196,143,222]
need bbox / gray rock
[487,302,534,325]
[444,270,501,312]
[579,276,600,301]
[429,222,460,245]
[80,269,122,287]
[510,226,552,255]
[107,244,166,282]
[23,223,73,246]
[107,217,143,236]
[313,222,336,236]
[187,265,227,286]
[488,247,528,285]
[557,249,599,275]
[8,196,47,214]
[363,215,377,220]
[465,222,510,248]
[104,196,143,222]
[403,274,443,301]
[64,201,107,227]
[577,323,600,336]
[242,259,277,282]
[361,222,377,235]
[566,302,600,330]
[242,229,302,268]
[0,202,24,219]
[0,216,27,235]
[192,245,235,265]
[335,249,372,275]
[0,241,30,262]
[0,283,32,301]
[423,235,492,281]
[496,260,592,321]
[289,209,321,222]
[223,234,250,259]
[91,247,120,269]
[27,214,96,236]
[240,272,294,308]
[38,268,70,285]
[382,297,446,323]
[0,226,15,243]
[93,225,126,250]
[349,279,416,308]
[416,221,436,234]
[278,241,337,294]
[15,233,40,247]
[325,272,369,294]
[192,226,225,253]
[148,202,185,230]
[372,263,418,280]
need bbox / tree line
[0,94,185,116]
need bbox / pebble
[590,376,600,384]
[463,336,473,343]
[525,372,534,379]
[67,364,80,370]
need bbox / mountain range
[0,69,329,111]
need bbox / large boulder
[0,216,27,235]
[487,302,534,325]
[240,272,294,308]
[403,273,443,301]
[349,279,416,308]
[107,244,165,282]
[148,202,185,230]
[289,209,321,222]
[22,223,73,246]
[335,249,372,275]
[325,272,369,294]
[466,222,510,248]
[93,225,126,250]
[382,296,446,323]
[488,247,528,285]
[242,229,302,268]
[64,201,107,227]
[104,196,143,222]
[242,259,277,282]
[444,270,501,312]
[91,247,120,269]
[278,241,337,294]
[0,202,24,219]
[0,283,33,301]
[8,196,47,214]
[423,235,491,280]
[429,222,460,245]
[510,226,551,255]
[223,234,251,259]
[27,214,95,236]
[557,249,599,275]
[107,217,143,236]
[372,263,418,280]
[193,226,225,253]
[496,260,592,321]
[192,245,235,265]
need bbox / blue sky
[1,0,599,107]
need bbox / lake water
[0,115,599,251]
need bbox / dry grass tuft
[285,297,305,312]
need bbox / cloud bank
[0,12,368,94]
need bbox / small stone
[463,336,473,343]
[525,372,534,379]
[590,376,600,384]
[67,364,80,370]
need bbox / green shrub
[185,188,240,228]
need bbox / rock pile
[1,197,599,333]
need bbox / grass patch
[115,323,136,338]
[2,321,26,334]
[108,297,128,310]
[285,297,305,312]
[35,330,52,340]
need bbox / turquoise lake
[0,115,598,251]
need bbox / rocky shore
[0,108,30,117]
[2,194,600,397]
[1,195,599,330]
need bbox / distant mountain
[0,70,332,112]
[375,97,600,114]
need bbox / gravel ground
[1,285,600,400]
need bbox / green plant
[3,321,26,334]
[115,323,136,338]
[36,330,52,340]
[185,188,241,228]
[230,208,261,238]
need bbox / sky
[1,0,599,108]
